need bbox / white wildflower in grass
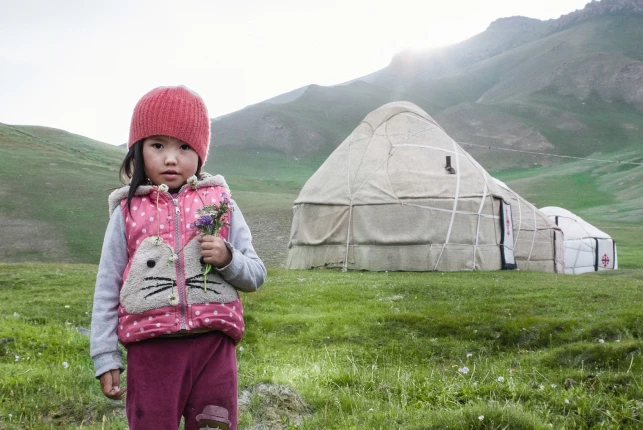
[64,305,70,308]
[62,362,69,369]
[458,366,470,374]
[187,175,198,188]
[14,355,19,362]
[551,383,558,388]
[466,353,473,358]
[478,415,484,421]
[158,184,169,192]
[13,312,19,318]
[564,399,570,404]
[598,338,605,343]
[497,376,505,383]
[239,346,244,352]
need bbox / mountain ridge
[206,0,643,172]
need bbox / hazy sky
[1,0,591,145]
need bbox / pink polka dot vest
[114,180,244,345]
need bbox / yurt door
[500,200,517,270]
[596,239,616,271]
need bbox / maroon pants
[125,331,238,430]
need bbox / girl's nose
[165,150,178,165]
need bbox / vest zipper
[172,196,188,331]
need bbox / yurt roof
[540,206,611,240]
[294,101,507,206]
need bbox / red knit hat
[128,86,211,163]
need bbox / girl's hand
[199,234,232,268]
[99,369,126,400]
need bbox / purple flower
[195,215,213,228]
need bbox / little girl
[90,86,266,430]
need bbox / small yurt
[286,101,563,272]
[540,206,617,274]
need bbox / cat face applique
[120,236,239,314]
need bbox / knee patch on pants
[196,405,231,429]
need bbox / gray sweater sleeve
[217,200,267,292]
[90,208,127,377]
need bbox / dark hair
[119,141,147,213]
[118,139,203,213]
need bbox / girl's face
[142,135,199,193]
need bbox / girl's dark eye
[151,143,163,149]
[180,144,192,151]
[147,260,156,268]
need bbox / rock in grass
[239,383,310,429]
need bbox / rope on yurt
[575,216,593,270]
[527,206,538,262]
[343,132,357,272]
[343,202,353,272]
[459,142,643,166]
[595,226,643,229]
[395,133,497,217]
[473,182,489,270]
[458,145,495,271]
[433,137,462,271]
[399,202,498,217]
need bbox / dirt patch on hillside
[244,210,293,268]
[239,383,310,429]
[0,214,68,261]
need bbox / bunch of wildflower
[192,192,233,291]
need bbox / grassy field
[1,263,643,429]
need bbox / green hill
[0,123,303,266]
[0,123,125,263]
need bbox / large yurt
[286,102,563,273]
[540,206,617,274]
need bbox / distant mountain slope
[210,81,441,156]
[262,85,311,105]
[210,0,643,170]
